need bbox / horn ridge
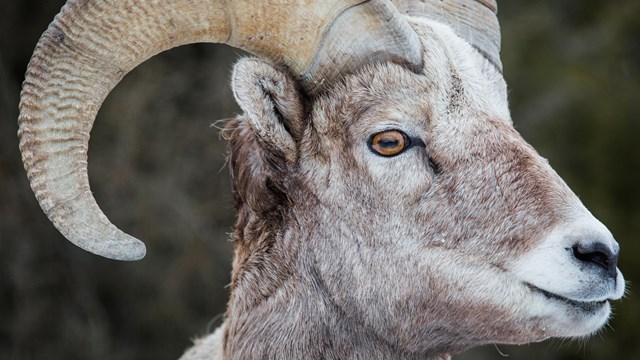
[18,0,422,260]
[392,0,502,72]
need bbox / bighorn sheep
[18,0,625,359]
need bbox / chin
[522,287,613,340]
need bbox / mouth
[526,284,607,313]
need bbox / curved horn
[18,0,422,261]
[392,0,502,71]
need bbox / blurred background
[0,0,637,359]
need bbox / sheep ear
[231,58,305,164]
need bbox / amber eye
[368,130,410,157]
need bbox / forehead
[315,63,502,153]
[315,63,435,138]
[312,19,511,152]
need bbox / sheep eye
[368,130,410,157]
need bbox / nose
[572,240,619,279]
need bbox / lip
[526,284,607,313]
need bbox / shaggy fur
[180,18,624,360]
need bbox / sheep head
[224,18,624,357]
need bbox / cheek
[367,151,433,200]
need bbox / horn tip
[103,240,147,261]
[71,233,147,261]
[97,238,147,261]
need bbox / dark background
[0,1,638,359]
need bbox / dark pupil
[378,138,399,148]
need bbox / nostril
[572,245,608,268]
[572,242,619,278]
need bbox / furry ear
[228,58,304,214]
[231,58,305,164]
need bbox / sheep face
[229,18,625,355]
